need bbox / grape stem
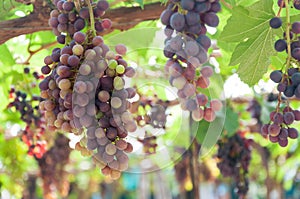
[285,0,292,71]
[85,0,96,37]
[74,0,81,12]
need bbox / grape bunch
[40,0,137,179]
[216,133,252,197]
[160,0,223,122]
[262,1,300,146]
[137,131,158,154]
[37,134,71,198]
[49,0,112,44]
[130,93,170,129]
[261,106,299,147]
[7,72,47,158]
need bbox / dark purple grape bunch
[217,133,252,197]
[261,106,299,147]
[160,0,222,122]
[49,0,112,44]
[270,68,300,98]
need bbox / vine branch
[0,2,165,44]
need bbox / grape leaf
[0,44,15,67]
[219,1,279,86]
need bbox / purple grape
[294,0,300,10]
[270,70,282,83]
[278,139,288,147]
[274,39,287,52]
[170,13,185,31]
[268,123,281,136]
[292,48,300,60]
[261,124,269,136]
[272,112,284,124]
[292,22,300,34]
[283,112,295,125]
[279,128,288,140]
[277,83,287,92]
[185,11,200,26]
[269,17,282,29]
[291,72,300,85]
[181,0,195,10]
[160,9,173,25]
[203,12,219,27]
[288,128,299,139]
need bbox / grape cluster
[130,93,170,129]
[49,0,112,44]
[137,131,158,154]
[37,134,71,198]
[8,80,47,158]
[217,133,252,197]
[261,106,299,147]
[246,99,263,132]
[160,0,222,122]
[40,0,137,179]
[263,1,300,147]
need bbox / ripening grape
[105,143,117,155]
[180,0,195,11]
[268,124,281,136]
[204,108,216,122]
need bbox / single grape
[185,11,200,26]
[203,12,219,27]
[274,39,287,52]
[269,17,282,29]
[204,108,216,122]
[288,128,299,139]
[261,124,269,136]
[160,9,173,25]
[294,0,300,10]
[170,13,185,31]
[292,22,300,34]
[283,112,295,125]
[270,70,282,83]
[272,112,284,124]
[268,123,281,136]
[181,0,195,10]
[105,143,117,155]
[279,128,288,140]
[292,48,300,60]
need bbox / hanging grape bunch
[39,0,137,179]
[7,68,47,158]
[216,133,252,197]
[261,0,300,147]
[160,0,223,122]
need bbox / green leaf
[134,0,144,9]
[219,1,279,86]
[0,44,15,66]
[230,29,275,86]
[224,107,239,135]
